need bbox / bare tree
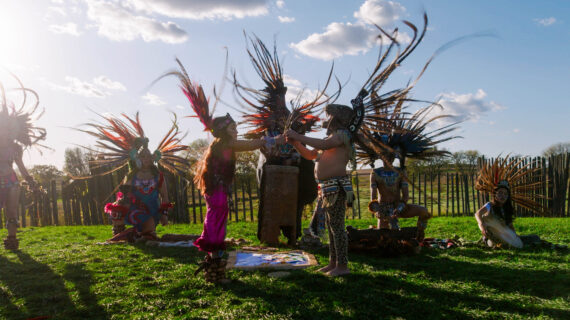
[542,142,570,157]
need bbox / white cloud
[125,0,268,21]
[175,104,185,110]
[276,0,285,9]
[534,17,556,26]
[49,76,106,98]
[513,128,520,133]
[354,0,405,27]
[93,76,126,91]
[48,75,126,98]
[51,0,65,3]
[44,6,67,20]
[278,16,295,23]
[291,0,410,60]
[435,89,505,124]
[283,75,323,105]
[86,0,188,44]
[290,22,377,60]
[142,92,166,106]
[49,22,81,36]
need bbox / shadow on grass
[62,263,110,319]
[402,249,570,299]
[0,251,87,319]
[221,268,568,320]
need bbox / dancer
[286,103,360,276]
[167,59,284,282]
[474,156,545,248]
[366,99,459,241]
[233,35,337,244]
[0,77,45,250]
[79,113,189,241]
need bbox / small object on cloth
[146,240,195,248]
[421,238,458,250]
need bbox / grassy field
[0,217,569,320]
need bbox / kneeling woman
[78,112,189,241]
[474,181,522,248]
[107,146,172,240]
[474,156,544,248]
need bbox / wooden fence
[0,154,568,228]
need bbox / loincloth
[317,176,354,209]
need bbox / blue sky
[1,0,568,169]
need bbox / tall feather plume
[475,155,547,215]
[156,58,214,132]
[0,75,48,151]
[75,112,147,178]
[348,13,463,204]
[155,113,190,177]
[233,34,339,138]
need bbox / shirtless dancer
[286,104,356,277]
[370,151,431,241]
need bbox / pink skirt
[194,186,229,253]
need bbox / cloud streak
[142,92,166,106]
[86,0,188,44]
[434,89,505,124]
[49,22,81,36]
[290,0,409,60]
[125,0,268,21]
[534,17,556,26]
[278,16,295,23]
[49,75,126,98]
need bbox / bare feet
[325,266,350,277]
[317,263,336,273]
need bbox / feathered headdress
[233,34,339,138]
[475,155,546,214]
[77,112,190,178]
[0,75,47,150]
[351,14,460,169]
[163,58,234,137]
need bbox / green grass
[1,218,569,320]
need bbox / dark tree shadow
[0,251,78,319]
[62,263,110,319]
[343,247,569,300]
[222,268,569,320]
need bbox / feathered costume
[78,112,188,239]
[329,14,459,248]
[233,35,340,242]
[475,156,546,248]
[0,76,47,249]
[165,58,237,255]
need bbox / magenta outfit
[194,148,234,253]
[194,186,229,252]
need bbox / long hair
[194,117,236,195]
[491,189,514,226]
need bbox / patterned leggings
[325,190,348,265]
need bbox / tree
[542,142,570,157]
[63,147,90,177]
[28,165,64,186]
[452,150,481,174]
[236,150,259,178]
[186,139,209,167]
